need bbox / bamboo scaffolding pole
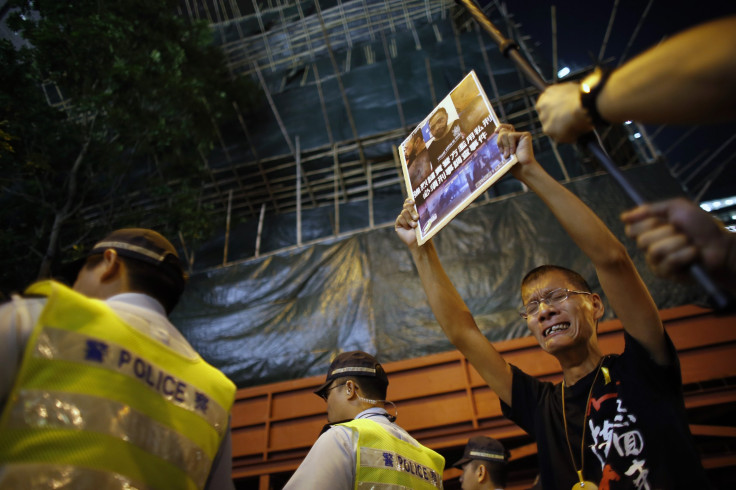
[255,203,266,257]
[382,32,406,129]
[223,189,233,265]
[232,101,280,213]
[313,0,368,174]
[333,149,341,235]
[252,62,317,206]
[296,136,302,246]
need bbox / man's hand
[621,198,734,285]
[395,198,420,248]
[494,124,539,183]
[535,83,593,144]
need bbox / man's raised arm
[395,203,513,405]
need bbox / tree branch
[37,117,96,280]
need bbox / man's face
[406,134,425,157]
[521,270,600,356]
[429,111,448,139]
[324,379,350,423]
[404,139,414,158]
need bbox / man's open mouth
[543,322,570,337]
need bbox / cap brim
[452,456,472,468]
[313,380,332,398]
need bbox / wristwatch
[579,67,612,127]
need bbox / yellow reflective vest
[0,281,236,490]
[339,418,445,489]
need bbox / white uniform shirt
[284,407,427,489]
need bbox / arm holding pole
[536,16,736,143]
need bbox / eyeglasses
[519,288,591,319]
[319,382,347,401]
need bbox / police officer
[284,351,445,489]
[0,228,236,490]
[453,436,509,490]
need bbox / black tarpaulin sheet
[172,163,706,388]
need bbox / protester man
[395,125,708,488]
[0,228,236,490]
[284,350,445,489]
[453,436,508,490]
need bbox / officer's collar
[107,293,166,316]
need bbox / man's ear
[100,249,121,282]
[344,380,355,398]
[590,293,605,321]
[476,462,487,482]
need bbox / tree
[0,0,261,295]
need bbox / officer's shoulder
[0,293,48,310]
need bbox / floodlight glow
[557,67,570,78]
[633,133,641,139]
[704,196,736,209]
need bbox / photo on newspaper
[398,70,518,246]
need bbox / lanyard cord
[561,356,605,485]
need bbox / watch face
[579,67,611,126]
[581,70,602,94]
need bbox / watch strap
[580,67,613,127]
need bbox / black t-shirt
[501,332,709,489]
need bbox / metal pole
[551,6,558,83]
[598,0,620,62]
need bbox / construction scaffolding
[66,0,637,271]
